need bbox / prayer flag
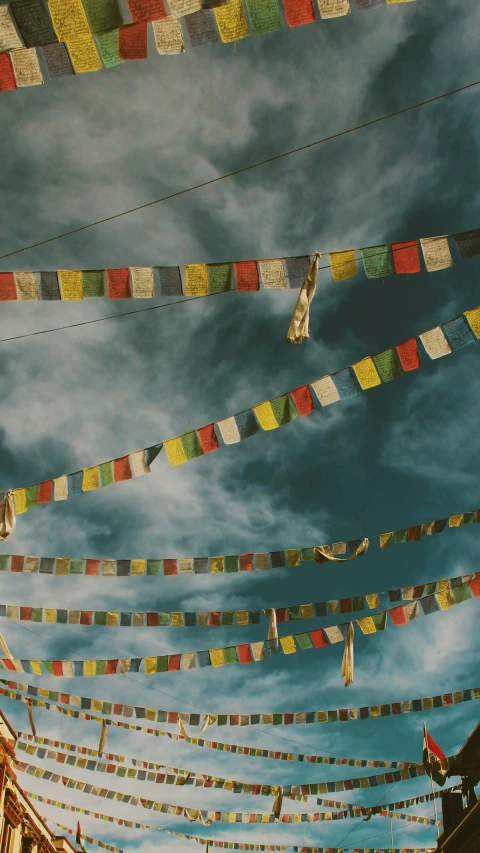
[164,438,188,466]
[66,34,103,72]
[245,0,281,35]
[253,401,280,430]
[185,264,209,296]
[0,54,17,91]
[455,229,480,260]
[130,267,155,298]
[0,6,23,50]
[0,273,17,301]
[58,270,83,300]
[464,307,480,339]
[284,256,311,289]
[289,385,314,416]
[82,0,123,33]
[82,271,105,297]
[152,17,184,53]
[329,250,356,281]
[169,0,202,14]
[119,22,148,58]
[196,424,219,454]
[351,357,381,390]
[318,0,350,15]
[42,42,75,76]
[106,269,131,299]
[207,264,233,293]
[360,246,393,279]
[48,0,90,40]
[441,316,474,350]
[355,0,385,8]
[127,0,167,20]
[11,48,44,87]
[419,327,452,359]
[282,0,315,26]
[310,375,340,406]
[391,241,421,274]
[234,261,260,291]
[185,9,219,45]
[259,259,286,289]
[113,457,132,482]
[10,0,57,46]
[395,338,419,371]
[420,236,453,272]
[96,29,123,65]
[214,0,249,42]
[331,367,358,398]
[373,348,402,383]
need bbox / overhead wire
[1,77,479,263]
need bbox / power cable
[1,77,479,263]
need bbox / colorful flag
[423,724,448,787]
[76,821,87,853]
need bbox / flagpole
[424,721,440,837]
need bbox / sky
[1,0,480,850]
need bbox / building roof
[448,721,480,777]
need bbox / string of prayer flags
[1,226,478,298]
[1,580,479,677]
[2,504,480,574]
[6,300,480,520]
[30,788,450,837]
[17,740,419,795]
[14,759,435,815]
[3,565,474,629]
[44,815,437,853]
[0,0,422,93]
[6,680,480,739]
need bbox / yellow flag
[215,0,249,42]
[185,264,208,296]
[58,270,83,300]
[66,34,102,73]
[352,357,382,390]
[253,401,278,430]
[164,437,188,466]
[329,249,356,281]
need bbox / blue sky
[1,0,480,850]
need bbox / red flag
[423,724,448,786]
